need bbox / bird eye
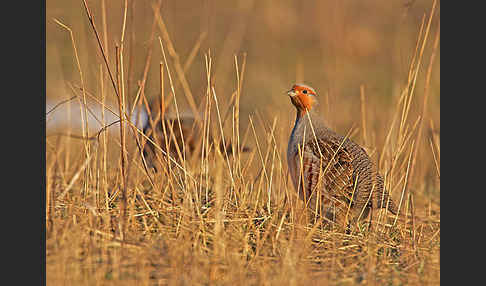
[302,90,308,94]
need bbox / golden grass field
[46,0,440,284]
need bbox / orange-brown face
[287,84,317,113]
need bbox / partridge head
[287,84,318,116]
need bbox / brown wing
[310,136,399,220]
[291,130,399,228]
[293,136,357,220]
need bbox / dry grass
[46,0,440,285]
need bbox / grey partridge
[141,99,249,171]
[286,84,399,231]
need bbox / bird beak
[287,89,296,97]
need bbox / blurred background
[46,0,439,179]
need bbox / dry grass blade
[429,138,440,179]
[57,153,93,200]
[115,44,128,241]
[393,140,415,226]
[46,96,77,116]
[153,4,202,124]
[212,85,235,187]
[81,0,119,99]
[53,17,92,205]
